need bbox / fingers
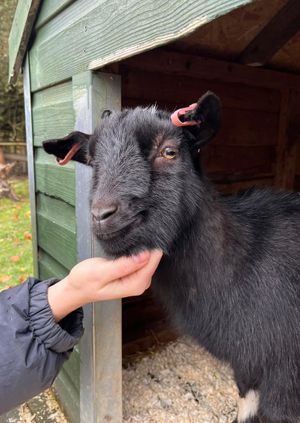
[98,250,163,300]
[96,250,151,284]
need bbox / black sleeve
[0,277,84,415]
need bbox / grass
[0,178,33,291]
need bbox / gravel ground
[123,337,239,423]
[6,337,238,422]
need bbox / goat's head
[43,92,221,256]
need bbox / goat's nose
[92,204,119,222]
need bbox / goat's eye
[161,147,178,160]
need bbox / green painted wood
[32,81,75,146]
[39,249,69,279]
[35,148,75,206]
[73,71,122,423]
[35,0,75,30]
[24,57,39,276]
[29,0,252,91]
[62,346,80,389]
[37,194,76,270]
[54,370,80,423]
[8,0,41,84]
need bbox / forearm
[0,278,83,414]
[48,276,87,322]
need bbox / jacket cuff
[29,278,84,353]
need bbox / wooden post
[23,55,39,276]
[275,89,300,190]
[73,71,122,423]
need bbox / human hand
[48,250,163,321]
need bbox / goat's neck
[153,185,245,355]
[168,185,242,287]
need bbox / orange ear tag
[56,143,81,166]
[170,103,199,127]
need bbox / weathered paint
[23,56,38,276]
[35,0,75,30]
[32,80,75,146]
[35,148,75,206]
[8,0,40,84]
[28,0,252,91]
[73,71,122,423]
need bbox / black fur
[43,93,300,423]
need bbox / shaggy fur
[43,92,300,423]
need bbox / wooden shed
[9,0,300,422]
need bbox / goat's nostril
[94,205,118,222]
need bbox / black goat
[43,92,300,423]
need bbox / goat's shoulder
[221,187,300,219]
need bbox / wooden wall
[31,78,80,423]
[28,3,79,421]
[116,47,300,355]
[121,66,278,192]
[120,48,300,193]
[25,0,300,419]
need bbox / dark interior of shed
[101,0,300,356]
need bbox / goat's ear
[181,92,221,148]
[101,109,112,119]
[42,131,92,166]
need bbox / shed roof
[8,0,252,85]
[9,0,300,86]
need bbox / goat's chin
[95,228,170,258]
[97,236,159,258]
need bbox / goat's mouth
[93,214,144,241]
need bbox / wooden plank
[294,175,300,191]
[35,0,75,30]
[125,95,279,148]
[123,49,300,91]
[296,144,300,175]
[123,320,178,357]
[73,71,122,423]
[0,142,26,146]
[54,371,80,423]
[36,193,76,270]
[276,90,300,189]
[61,346,80,390]
[216,109,278,146]
[29,0,252,91]
[121,67,281,113]
[37,213,76,270]
[39,249,69,280]
[275,89,290,188]
[4,153,27,162]
[216,177,274,194]
[203,145,276,177]
[23,57,39,277]
[32,81,74,146]
[8,0,41,84]
[239,0,300,66]
[35,148,75,206]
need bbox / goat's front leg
[233,390,260,423]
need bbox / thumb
[101,251,151,284]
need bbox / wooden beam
[73,71,122,423]
[238,0,300,66]
[8,0,41,85]
[123,49,300,91]
[275,89,300,190]
[28,0,252,91]
[23,56,39,276]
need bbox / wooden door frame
[73,71,122,423]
